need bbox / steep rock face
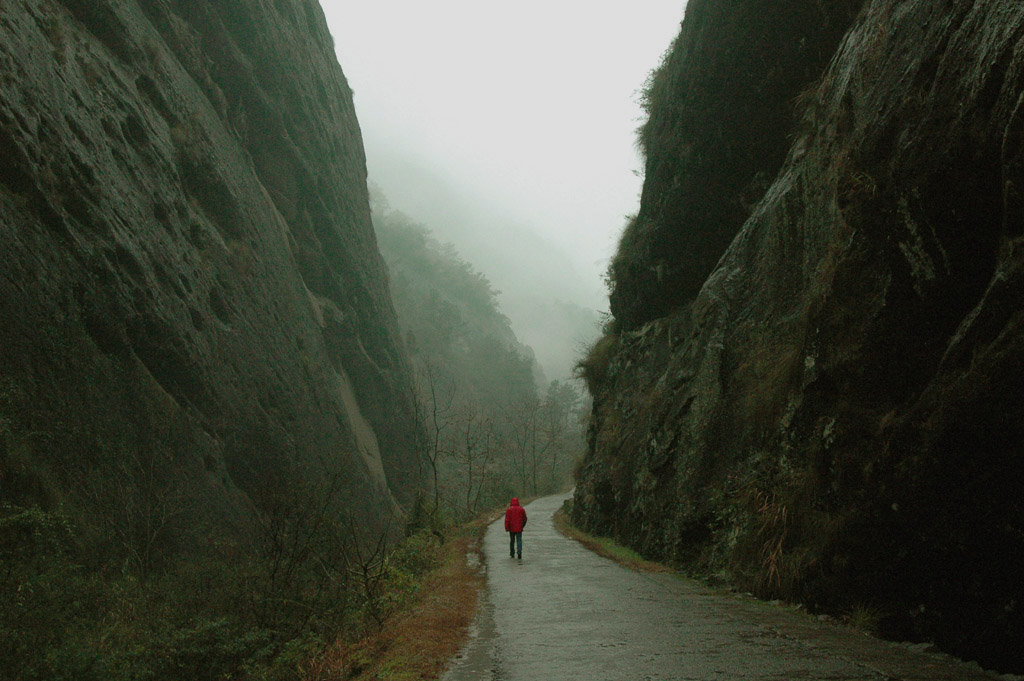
[0,0,420,538]
[576,0,1024,670]
[609,0,862,330]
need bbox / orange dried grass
[303,534,483,681]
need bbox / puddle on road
[441,589,502,681]
[443,544,503,681]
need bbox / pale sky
[320,1,686,312]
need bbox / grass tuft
[845,604,885,636]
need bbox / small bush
[42,643,112,681]
[390,529,443,578]
[575,333,618,394]
[145,618,275,680]
[0,504,108,681]
[0,496,358,681]
[846,604,885,636]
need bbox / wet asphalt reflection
[442,493,1002,681]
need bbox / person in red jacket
[504,497,527,559]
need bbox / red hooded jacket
[504,498,527,533]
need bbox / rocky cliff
[0,0,420,544]
[575,0,1024,671]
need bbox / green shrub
[145,618,275,681]
[0,504,110,681]
[575,333,618,394]
[41,644,112,681]
[390,529,443,578]
[0,503,75,562]
[0,490,462,680]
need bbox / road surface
[443,493,1008,681]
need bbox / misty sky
[320,1,685,313]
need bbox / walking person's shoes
[517,553,522,559]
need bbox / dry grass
[303,531,484,681]
[753,490,789,593]
[552,508,671,574]
[575,333,618,394]
[845,603,884,636]
[732,339,803,434]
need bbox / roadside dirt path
[443,493,1007,681]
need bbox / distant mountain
[499,295,602,384]
[372,194,585,515]
[371,193,540,404]
[364,144,603,379]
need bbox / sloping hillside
[373,198,583,515]
[575,0,1024,671]
[372,198,540,406]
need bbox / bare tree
[343,512,395,630]
[77,449,185,580]
[250,463,353,635]
[505,397,554,495]
[449,403,496,518]
[539,380,582,491]
[416,361,455,513]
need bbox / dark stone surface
[0,0,421,540]
[577,0,1024,671]
[609,0,864,330]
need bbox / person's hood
[511,498,520,506]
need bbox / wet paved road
[443,493,1007,681]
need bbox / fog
[320,0,685,379]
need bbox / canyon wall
[0,0,421,544]
[575,0,1024,670]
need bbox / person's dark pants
[509,531,522,558]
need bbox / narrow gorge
[3,0,1024,677]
